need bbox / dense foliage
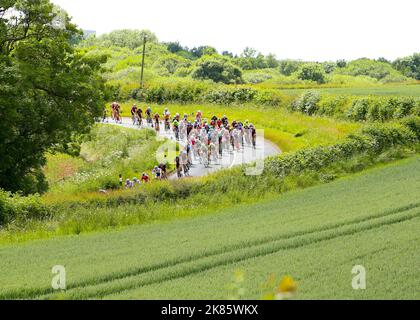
[296,63,326,84]
[191,55,243,84]
[0,0,107,194]
[292,91,420,122]
[393,53,420,80]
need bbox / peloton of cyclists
[109,108,258,181]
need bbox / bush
[264,123,418,178]
[401,116,420,140]
[291,91,321,115]
[192,55,243,84]
[346,97,420,122]
[255,89,287,106]
[296,63,327,84]
[317,95,350,117]
[204,87,257,105]
[0,190,50,225]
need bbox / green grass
[0,156,418,300]
[279,83,420,97]
[43,124,163,199]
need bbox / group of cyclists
[155,107,258,179]
[110,103,258,182]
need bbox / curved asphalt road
[106,117,281,178]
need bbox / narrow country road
[107,117,281,178]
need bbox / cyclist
[173,118,180,140]
[131,104,138,125]
[250,124,257,149]
[115,103,122,124]
[159,163,168,180]
[196,110,203,123]
[153,112,160,133]
[146,107,153,127]
[163,108,171,132]
[136,106,143,127]
[175,156,182,178]
[111,102,118,121]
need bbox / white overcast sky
[51,0,419,61]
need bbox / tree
[265,53,279,68]
[166,41,184,53]
[279,60,303,76]
[296,63,327,83]
[191,55,243,84]
[393,53,420,80]
[242,47,257,58]
[336,59,347,68]
[154,54,191,75]
[0,0,107,194]
[190,46,217,58]
[99,29,157,49]
[322,61,337,74]
[376,57,391,64]
[222,50,233,58]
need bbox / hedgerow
[292,91,420,122]
[115,80,288,106]
[0,191,50,225]
[264,123,417,177]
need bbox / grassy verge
[43,124,164,200]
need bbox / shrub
[317,95,350,117]
[192,55,243,84]
[291,91,321,115]
[204,87,257,105]
[346,98,370,121]
[264,123,417,178]
[401,116,420,140]
[0,190,50,225]
[346,97,420,122]
[255,89,286,106]
[296,63,327,84]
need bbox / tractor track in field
[3,201,419,300]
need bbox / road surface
[106,117,281,178]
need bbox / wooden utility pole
[140,35,147,88]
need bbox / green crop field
[1,156,418,300]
